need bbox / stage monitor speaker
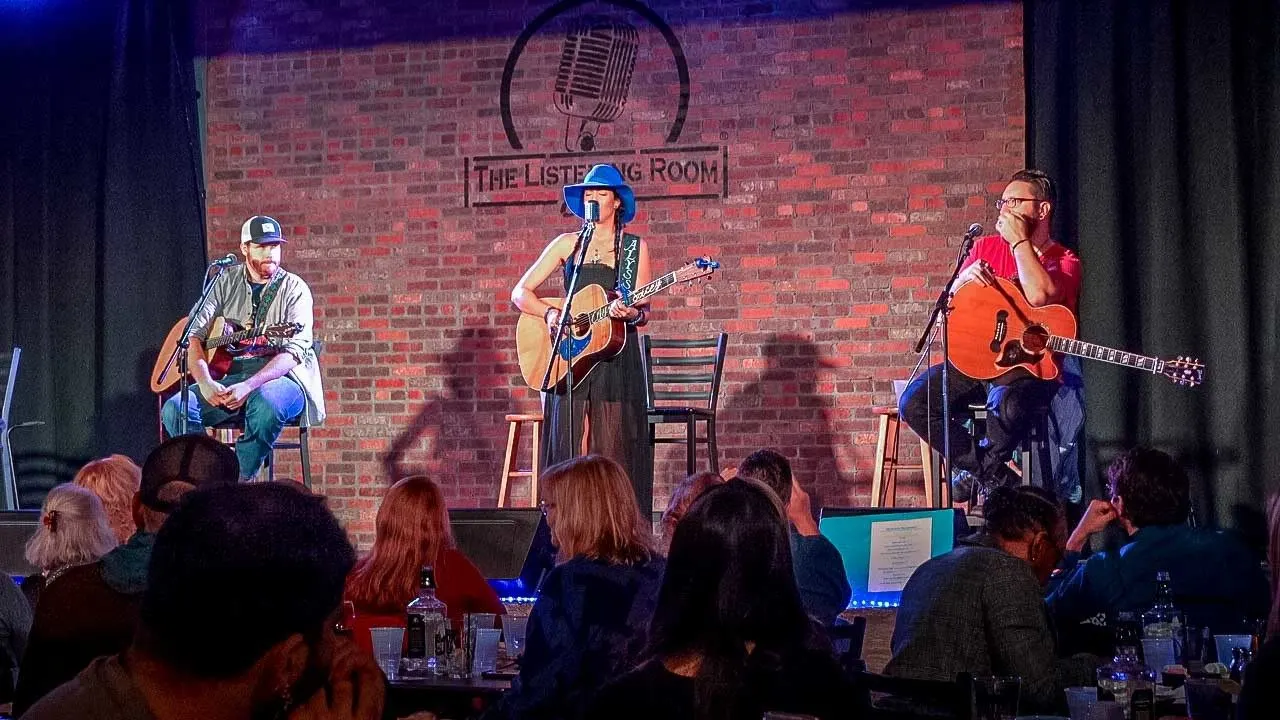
[448,508,555,598]
[0,510,40,578]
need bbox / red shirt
[345,547,505,655]
[961,235,1082,313]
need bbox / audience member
[72,454,143,545]
[22,481,383,720]
[21,484,116,610]
[588,481,854,720]
[485,455,664,720]
[344,475,503,652]
[659,471,725,555]
[1237,492,1280,719]
[1046,447,1269,650]
[13,435,239,716]
[735,449,851,626]
[0,573,31,704]
[885,486,1097,713]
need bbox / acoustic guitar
[150,317,303,393]
[516,257,719,392]
[947,277,1204,387]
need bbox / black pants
[898,363,1059,482]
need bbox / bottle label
[406,614,427,658]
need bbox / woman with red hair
[344,476,503,654]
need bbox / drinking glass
[502,613,530,656]
[369,627,404,681]
[473,628,501,673]
[974,676,1021,720]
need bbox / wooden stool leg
[885,414,901,507]
[921,437,934,509]
[529,420,541,508]
[499,420,520,508]
[870,413,890,508]
[921,442,945,507]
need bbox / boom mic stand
[909,223,981,508]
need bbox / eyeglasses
[995,197,1040,211]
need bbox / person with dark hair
[899,169,1082,498]
[736,449,851,626]
[22,482,382,720]
[587,481,855,720]
[886,486,1098,713]
[485,455,664,720]
[659,471,725,555]
[1046,447,1268,647]
[1237,493,1280,719]
[13,435,240,716]
[511,165,655,514]
[0,572,31,705]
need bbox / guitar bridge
[989,310,1008,352]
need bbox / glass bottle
[404,565,449,675]
[1140,570,1184,665]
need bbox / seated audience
[1237,492,1280,719]
[1046,447,1269,649]
[22,481,382,720]
[734,449,851,626]
[344,475,503,652]
[13,435,239,716]
[20,484,117,610]
[72,454,142,545]
[485,455,665,720]
[588,481,855,720]
[0,573,31,704]
[886,486,1097,713]
[658,471,725,555]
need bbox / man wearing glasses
[899,169,1083,501]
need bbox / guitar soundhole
[1022,325,1050,353]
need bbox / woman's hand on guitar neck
[607,298,640,321]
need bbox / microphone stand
[176,263,228,435]
[911,230,977,508]
[540,220,595,459]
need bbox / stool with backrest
[967,403,1053,496]
[1,349,45,511]
[211,390,314,488]
[870,380,944,508]
[498,413,542,508]
[640,333,728,476]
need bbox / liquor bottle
[1140,570,1184,667]
[404,566,449,675]
[1097,640,1156,719]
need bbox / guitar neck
[1048,336,1166,374]
[207,326,266,349]
[585,271,682,324]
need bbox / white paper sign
[867,517,934,594]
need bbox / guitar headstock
[265,322,304,339]
[673,257,719,282]
[1161,356,1204,387]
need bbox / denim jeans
[161,369,305,480]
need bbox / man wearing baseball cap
[160,215,325,481]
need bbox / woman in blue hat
[511,164,655,514]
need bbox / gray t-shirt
[22,655,155,720]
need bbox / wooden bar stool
[869,407,945,508]
[498,413,542,508]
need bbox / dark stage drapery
[0,0,206,503]
[1026,0,1280,529]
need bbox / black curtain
[0,0,207,503]
[1026,0,1280,530]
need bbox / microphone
[584,200,600,224]
[964,223,983,240]
[210,253,238,267]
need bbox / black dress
[540,258,654,515]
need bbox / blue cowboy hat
[563,164,636,224]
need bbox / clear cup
[1063,686,1096,720]
[502,614,530,657]
[1212,634,1252,665]
[1140,637,1178,672]
[369,626,404,681]
[974,676,1021,720]
[473,628,502,673]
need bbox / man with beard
[161,215,325,482]
[899,170,1082,498]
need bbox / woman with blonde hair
[21,485,116,609]
[344,476,502,653]
[486,455,664,720]
[71,454,141,545]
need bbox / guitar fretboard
[583,270,684,324]
[208,327,269,348]
[1048,336,1164,374]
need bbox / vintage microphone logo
[554,19,639,152]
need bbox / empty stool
[869,407,943,508]
[498,413,542,508]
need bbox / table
[386,673,511,720]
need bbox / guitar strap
[616,233,640,293]
[251,272,285,329]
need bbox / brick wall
[197,0,1025,544]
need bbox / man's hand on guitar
[958,260,997,287]
[607,298,639,321]
[215,382,255,411]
